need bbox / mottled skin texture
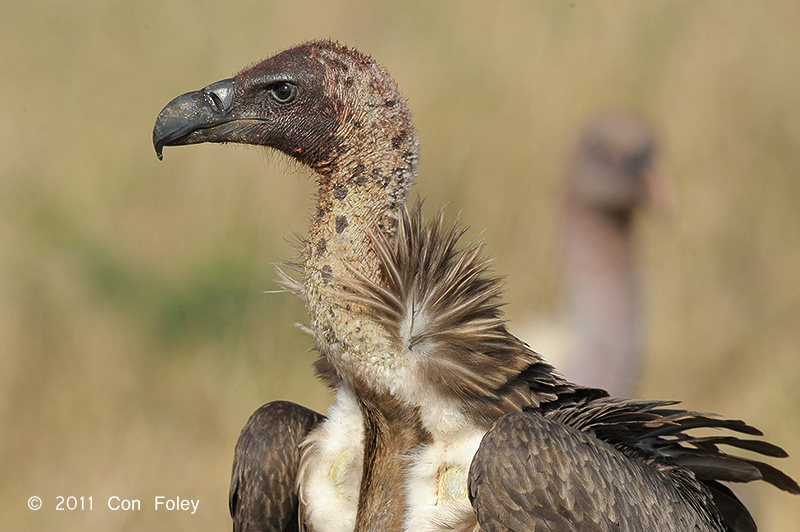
[153,40,798,532]
[247,43,424,532]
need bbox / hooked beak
[153,78,236,160]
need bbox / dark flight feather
[230,402,324,532]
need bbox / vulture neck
[302,104,424,531]
[563,196,640,395]
[302,106,418,385]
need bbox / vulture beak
[153,78,236,160]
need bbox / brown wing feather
[230,401,324,532]
[469,398,799,531]
[363,207,797,530]
[469,411,727,532]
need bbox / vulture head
[154,40,417,183]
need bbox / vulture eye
[269,82,296,103]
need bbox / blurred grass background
[2,1,798,530]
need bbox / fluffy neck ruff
[340,207,578,430]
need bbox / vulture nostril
[201,79,235,114]
[205,91,225,114]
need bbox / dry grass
[2,1,798,530]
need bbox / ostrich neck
[563,199,640,395]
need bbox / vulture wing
[469,411,728,532]
[230,401,325,532]
[470,399,800,532]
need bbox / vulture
[153,40,798,532]
[559,112,663,396]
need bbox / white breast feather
[403,425,484,532]
[298,386,364,532]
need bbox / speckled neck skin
[298,44,419,391]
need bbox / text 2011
[55,496,92,510]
